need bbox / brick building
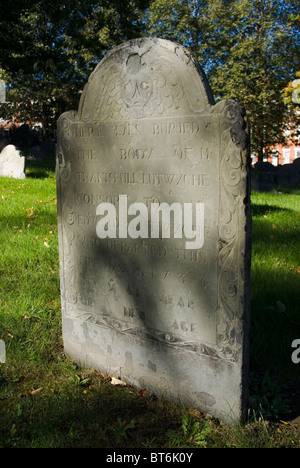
[252,79,300,166]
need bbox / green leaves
[1,0,298,151]
[167,414,213,447]
[0,1,150,136]
[146,0,300,159]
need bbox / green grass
[0,162,299,448]
[250,188,300,379]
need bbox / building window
[283,149,290,164]
[272,151,278,166]
[295,148,300,160]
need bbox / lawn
[0,161,299,448]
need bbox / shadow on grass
[25,160,56,180]
[250,199,300,420]
[251,203,291,217]
[1,179,299,445]
[0,376,178,448]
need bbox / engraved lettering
[77,149,96,160]
[199,147,212,161]
[114,123,142,137]
[171,320,198,333]
[192,174,210,187]
[152,121,200,135]
[160,293,173,305]
[72,123,103,138]
[173,146,193,160]
[120,148,154,160]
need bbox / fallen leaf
[111,377,127,386]
[187,408,202,418]
[4,328,13,339]
[29,387,43,396]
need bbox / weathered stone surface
[56,38,252,423]
[0,144,25,179]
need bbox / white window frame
[272,151,279,166]
[283,149,290,164]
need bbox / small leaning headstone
[56,38,252,423]
[0,80,6,103]
[0,144,25,179]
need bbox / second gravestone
[56,38,252,423]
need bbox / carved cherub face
[122,53,153,111]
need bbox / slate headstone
[293,157,300,174]
[0,144,25,179]
[11,124,34,149]
[56,38,252,423]
[28,145,46,161]
[276,164,300,187]
[0,135,8,152]
[41,138,56,157]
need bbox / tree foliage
[146,0,300,159]
[0,0,299,156]
[0,0,149,136]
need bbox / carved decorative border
[213,99,250,362]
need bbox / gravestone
[56,38,252,423]
[0,135,8,152]
[276,164,300,187]
[0,144,25,179]
[0,80,5,103]
[11,124,34,149]
[0,339,6,364]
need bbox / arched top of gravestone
[78,37,215,122]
